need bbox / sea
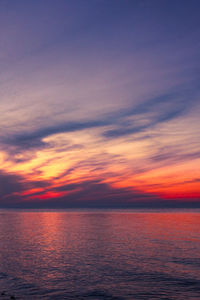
[0,210,200,299]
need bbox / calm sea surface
[0,210,200,299]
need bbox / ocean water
[0,210,200,299]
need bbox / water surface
[0,210,200,299]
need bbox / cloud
[150,148,200,165]
[0,168,158,208]
[103,92,192,138]
[1,90,195,155]
[0,170,24,199]
[2,178,199,209]
[2,119,108,148]
[0,177,164,209]
[0,169,51,206]
[0,0,200,208]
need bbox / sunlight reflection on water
[0,210,200,299]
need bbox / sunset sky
[0,0,200,208]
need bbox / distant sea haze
[0,210,200,299]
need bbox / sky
[0,0,200,208]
